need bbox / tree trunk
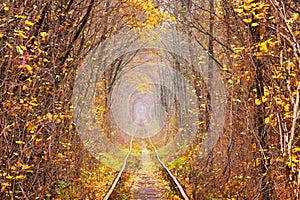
[250,15,273,200]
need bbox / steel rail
[103,136,134,200]
[103,133,189,200]
[148,137,190,200]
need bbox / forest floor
[129,140,170,199]
[112,140,181,200]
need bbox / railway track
[103,136,189,200]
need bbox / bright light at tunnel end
[72,27,227,170]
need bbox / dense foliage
[1,0,299,199]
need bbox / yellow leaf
[3,182,10,187]
[288,13,299,23]
[25,20,34,26]
[29,102,38,107]
[264,117,270,124]
[283,112,291,119]
[5,41,12,48]
[26,121,37,133]
[21,164,31,170]
[26,64,33,73]
[20,45,27,51]
[15,30,28,38]
[16,46,24,54]
[16,140,25,144]
[46,113,53,120]
[57,153,63,158]
[263,86,269,96]
[14,15,26,19]
[55,118,61,124]
[222,67,229,71]
[260,41,268,52]
[0,33,4,38]
[262,96,268,103]
[251,22,259,27]
[243,18,252,23]
[293,13,299,21]
[35,138,42,142]
[234,8,244,14]
[6,175,13,179]
[15,175,26,179]
[292,147,300,153]
[284,104,290,111]
[40,32,48,41]
[255,98,262,105]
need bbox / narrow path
[130,140,170,199]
